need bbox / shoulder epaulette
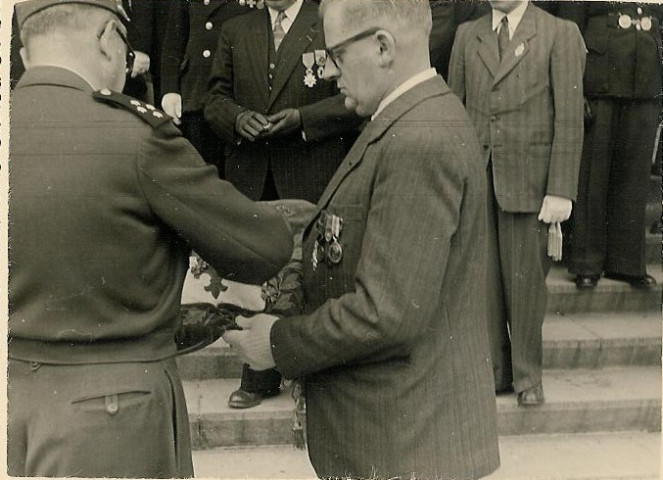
[92,89,172,129]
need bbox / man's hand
[161,93,182,125]
[236,110,272,142]
[265,109,302,137]
[223,314,279,370]
[538,195,572,223]
[131,51,151,79]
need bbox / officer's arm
[138,124,293,285]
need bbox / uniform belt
[607,12,653,31]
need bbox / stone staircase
[178,247,661,451]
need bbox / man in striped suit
[449,0,586,406]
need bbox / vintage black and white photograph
[1,0,661,478]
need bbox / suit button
[490,115,497,122]
[205,22,213,30]
[203,0,210,4]
[482,144,489,150]
[269,63,275,69]
[203,50,211,58]
[637,7,643,14]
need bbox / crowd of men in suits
[8,0,662,478]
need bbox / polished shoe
[228,388,280,409]
[574,275,599,290]
[517,384,545,407]
[495,384,515,395]
[604,272,657,290]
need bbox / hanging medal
[328,215,343,265]
[302,52,317,88]
[314,50,327,79]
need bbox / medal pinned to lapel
[515,42,525,58]
[302,52,317,88]
[312,211,344,270]
[314,50,327,78]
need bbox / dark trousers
[8,357,193,478]
[240,168,282,394]
[180,111,226,179]
[486,165,552,394]
[569,98,660,277]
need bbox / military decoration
[302,52,317,88]
[515,43,525,58]
[312,211,343,270]
[314,50,327,78]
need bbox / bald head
[19,4,129,91]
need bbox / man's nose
[321,58,340,81]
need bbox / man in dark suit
[160,0,254,174]
[449,0,586,405]
[555,2,661,290]
[224,1,500,478]
[9,1,293,476]
[204,0,360,409]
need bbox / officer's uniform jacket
[9,66,292,365]
[557,1,662,100]
[448,4,586,212]
[270,77,500,480]
[160,0,253,113]
[204,0,360,203]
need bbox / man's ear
[375,30,396,67]
[97,19,117,61]
[19,47,30,69]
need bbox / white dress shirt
[268,0,304,35]
[492,1,529,40]
[372,68,438,121]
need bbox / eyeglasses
[325,27,381,69]
[97,21,136,74]
[116,28,136,75]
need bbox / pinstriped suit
[204,0,360,203]
[270,77,500,480]
[449,3,585,393]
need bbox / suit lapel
[246,11,271,106]
[267,2,317,109]
[309,78,449,223]
[476,16,500,79]
[493,4,537,86]
[207,0,228,18]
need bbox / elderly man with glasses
[223,1,500,478]
[8,0,294,476]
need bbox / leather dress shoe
[575,275,599,290]
[495,384,515,395]
[228,388,280,409]
[517,384,545,407]
[604,272,657,290]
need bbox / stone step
[176,311,661,380]
[192,431,661,479]
[546,264,661,314]
[183,366,661,449]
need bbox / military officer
[160,0,256,175]
[9,0,293,476]
[556,2,662,290]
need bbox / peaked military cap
[15,0,130,28]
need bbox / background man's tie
[273,10,286,51]
[498,16,509,61]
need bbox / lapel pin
[515,43,525,57]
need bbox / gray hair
[20,4,112,46]
[320,0,432,38]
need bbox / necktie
[497,16,509,61]
[273,10,286,51]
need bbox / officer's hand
[161,93,182,125]
[583,97,593,127]
[266,109,302,137]
[131,51,151,78]
[223,314,279,371]
[538,195,572,224]
[236,110,272,142]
